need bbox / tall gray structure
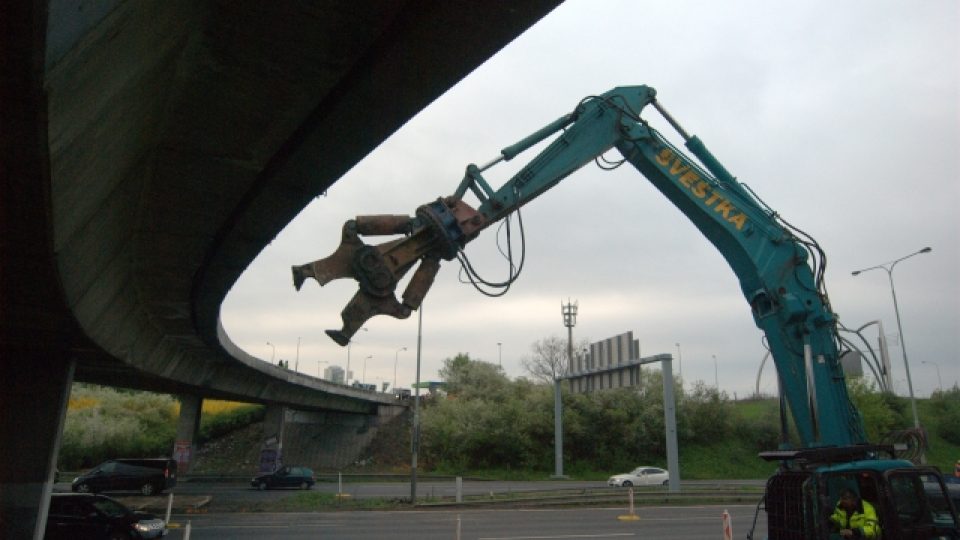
[324,365,346,384]
[565,331,647,393]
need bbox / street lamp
[394,347,407,391]
[675,343,682,383]
[712,354,718,390]
[345,327,368,384]
[363,355,372,385]
[266,342,275,363]
[922,361,943,393]
[295,336,301,373]
[852,246,931,430]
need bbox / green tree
[846,378,899,442]
[438,353,510,400]
[521,336,590,384]
[679,381,732,445]
[928,385,960,445]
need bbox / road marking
[479,534,635,540]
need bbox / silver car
[607,466,669,487]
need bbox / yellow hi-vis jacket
[830,498,880,539]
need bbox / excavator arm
[292,85,866,449]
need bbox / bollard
[336,471,351,500]
[184,520,191,540]
[165,492,173,525]
[456,476,462,503]
[722,509,733,540]
[617,487,640,521]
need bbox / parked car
[607,466,670,487]
[72,458,177,496]
[45,493,167,539]
[251,466,315,490]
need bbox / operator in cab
[829,489,880,539]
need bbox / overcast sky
[221,0,959,400]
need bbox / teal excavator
[292,85,958,539]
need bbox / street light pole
[295,336,301,373]
[411,305,423,504]
[345,327,367,385]
[852,246,931,430]
[394,347,407,391]
[712,354,718,390]
[497,342,502,370]
[922,361,943,393]
[266,342,275,363]
[675,342,682,383]
[363,355,372,386]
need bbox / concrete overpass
[0,0,561,537]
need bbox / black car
[72,458,177,496]
[251,466,315,490]
[45,493,167,539]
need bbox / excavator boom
[293,85,960,538]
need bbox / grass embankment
[63,383,959,492]
[60,384,264,471]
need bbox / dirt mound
[343,409,413,472]
[187,410,415,475]
[189,421,264,474]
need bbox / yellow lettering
[714,199,734,219]
[656,149,673,166]
[692,180,708,198]
[728,213,747,230]
[677,171,698,189]
[657,146,748,235]
[670,159,690,176]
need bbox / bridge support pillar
[173,395,203,474]
[0,356,74,540]
[281,404,406,469]
[258,405,287,473]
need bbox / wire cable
[456,186,527,297]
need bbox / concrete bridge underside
[0,1,560,537]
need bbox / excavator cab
[761,447,960,539]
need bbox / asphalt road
[162,504,766,539]
[164,478,764,507]
[175,479,613,504]
[55,478,766,509]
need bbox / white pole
[411,306,423,503]
[164,492,173,524]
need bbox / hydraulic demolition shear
[291,197,488,345]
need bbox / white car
[607,466,669,487]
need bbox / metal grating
[765,471,812,540]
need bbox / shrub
[59,385,264,470]
[929,386,960,445]
[197,403,264,444]
[60,385,177,469]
